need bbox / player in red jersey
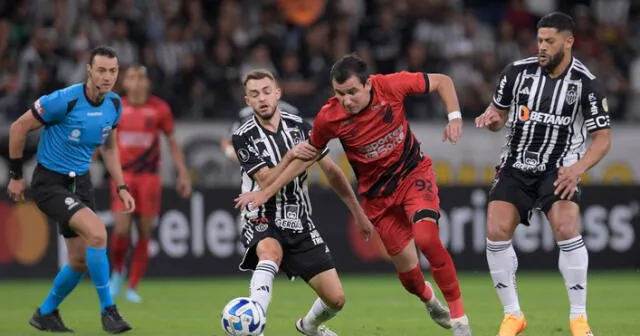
[235,55,472,335]
[109,65,192,302]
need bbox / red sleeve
[158,99,175,134]
[381,71,429,97]
[309,108,334,149]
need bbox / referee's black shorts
[31,164,95,238]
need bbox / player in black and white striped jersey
[475,12,610,336]
[233,110,318,225]
[221,101,299,163]
[230,69,373,336]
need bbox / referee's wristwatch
[117,184,129,192]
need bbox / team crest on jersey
[145,117,154,129]
[565,85,578,105]
[237,148,250,162]
[344,127,358,141]
[380,105,393,123]
[287,128,303,144]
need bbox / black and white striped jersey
[231,111,329,233]
[492,56,611,173]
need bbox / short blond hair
[242,69,277,87]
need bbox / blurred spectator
[0,0,638,122]
[358,4,405,74]
[110,18,137,67]
[57,32,90,86]
[239,42,279,81]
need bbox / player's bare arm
[6,110,44,202]
[554,128,611,200]
[250,146,302,190]
[235,155,315,210]
[317,155,374,240]
[100,129,135,213]
[475,104,508,132]
[290,141,320,161]
[428,74,463,144]
[166,133,192,198]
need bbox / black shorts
[239,218,335,282]
[489,165,581,225]
[31,164,95,238]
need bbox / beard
[255,104,277,120]
[539,49,564,72]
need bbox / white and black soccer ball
[220,297,266,336]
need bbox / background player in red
[109,65,192,303]
[235,54,472,335]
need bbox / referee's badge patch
[237,148,250,162]
[565,87,578,105]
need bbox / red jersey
[309,72,430,198]
[117,96,174,174]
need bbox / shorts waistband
[36,163,90,179]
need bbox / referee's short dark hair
[89,46,118,65]
[537,12,575,34]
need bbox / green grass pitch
[1,271,638,335]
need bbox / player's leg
[287,234,343,336]
[126,174,161,302]
[239,218,283,316]
[400,163,469,331]
[361,197,434,302]
[297,269,344,336]
[30,234,86,332]
[125,214,153,302]
[109,174,135,298]
[486,168,533,335]
[486,200,526,335]
[371,209,452,330]
[251,237,282,313]
[109,213,133,298]
[69,207,132,333]
[391,235,457,330]
[412,212,473,334]
[542,176,592,336]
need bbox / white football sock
[487,239,522,316]
[558,235,589,320]
[250,260,278,313]
[302,298,340,330]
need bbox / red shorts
[360,159,440,256]
[110,173,162,217]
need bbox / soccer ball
[220,297,266,336]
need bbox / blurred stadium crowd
[1,0,639,123]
